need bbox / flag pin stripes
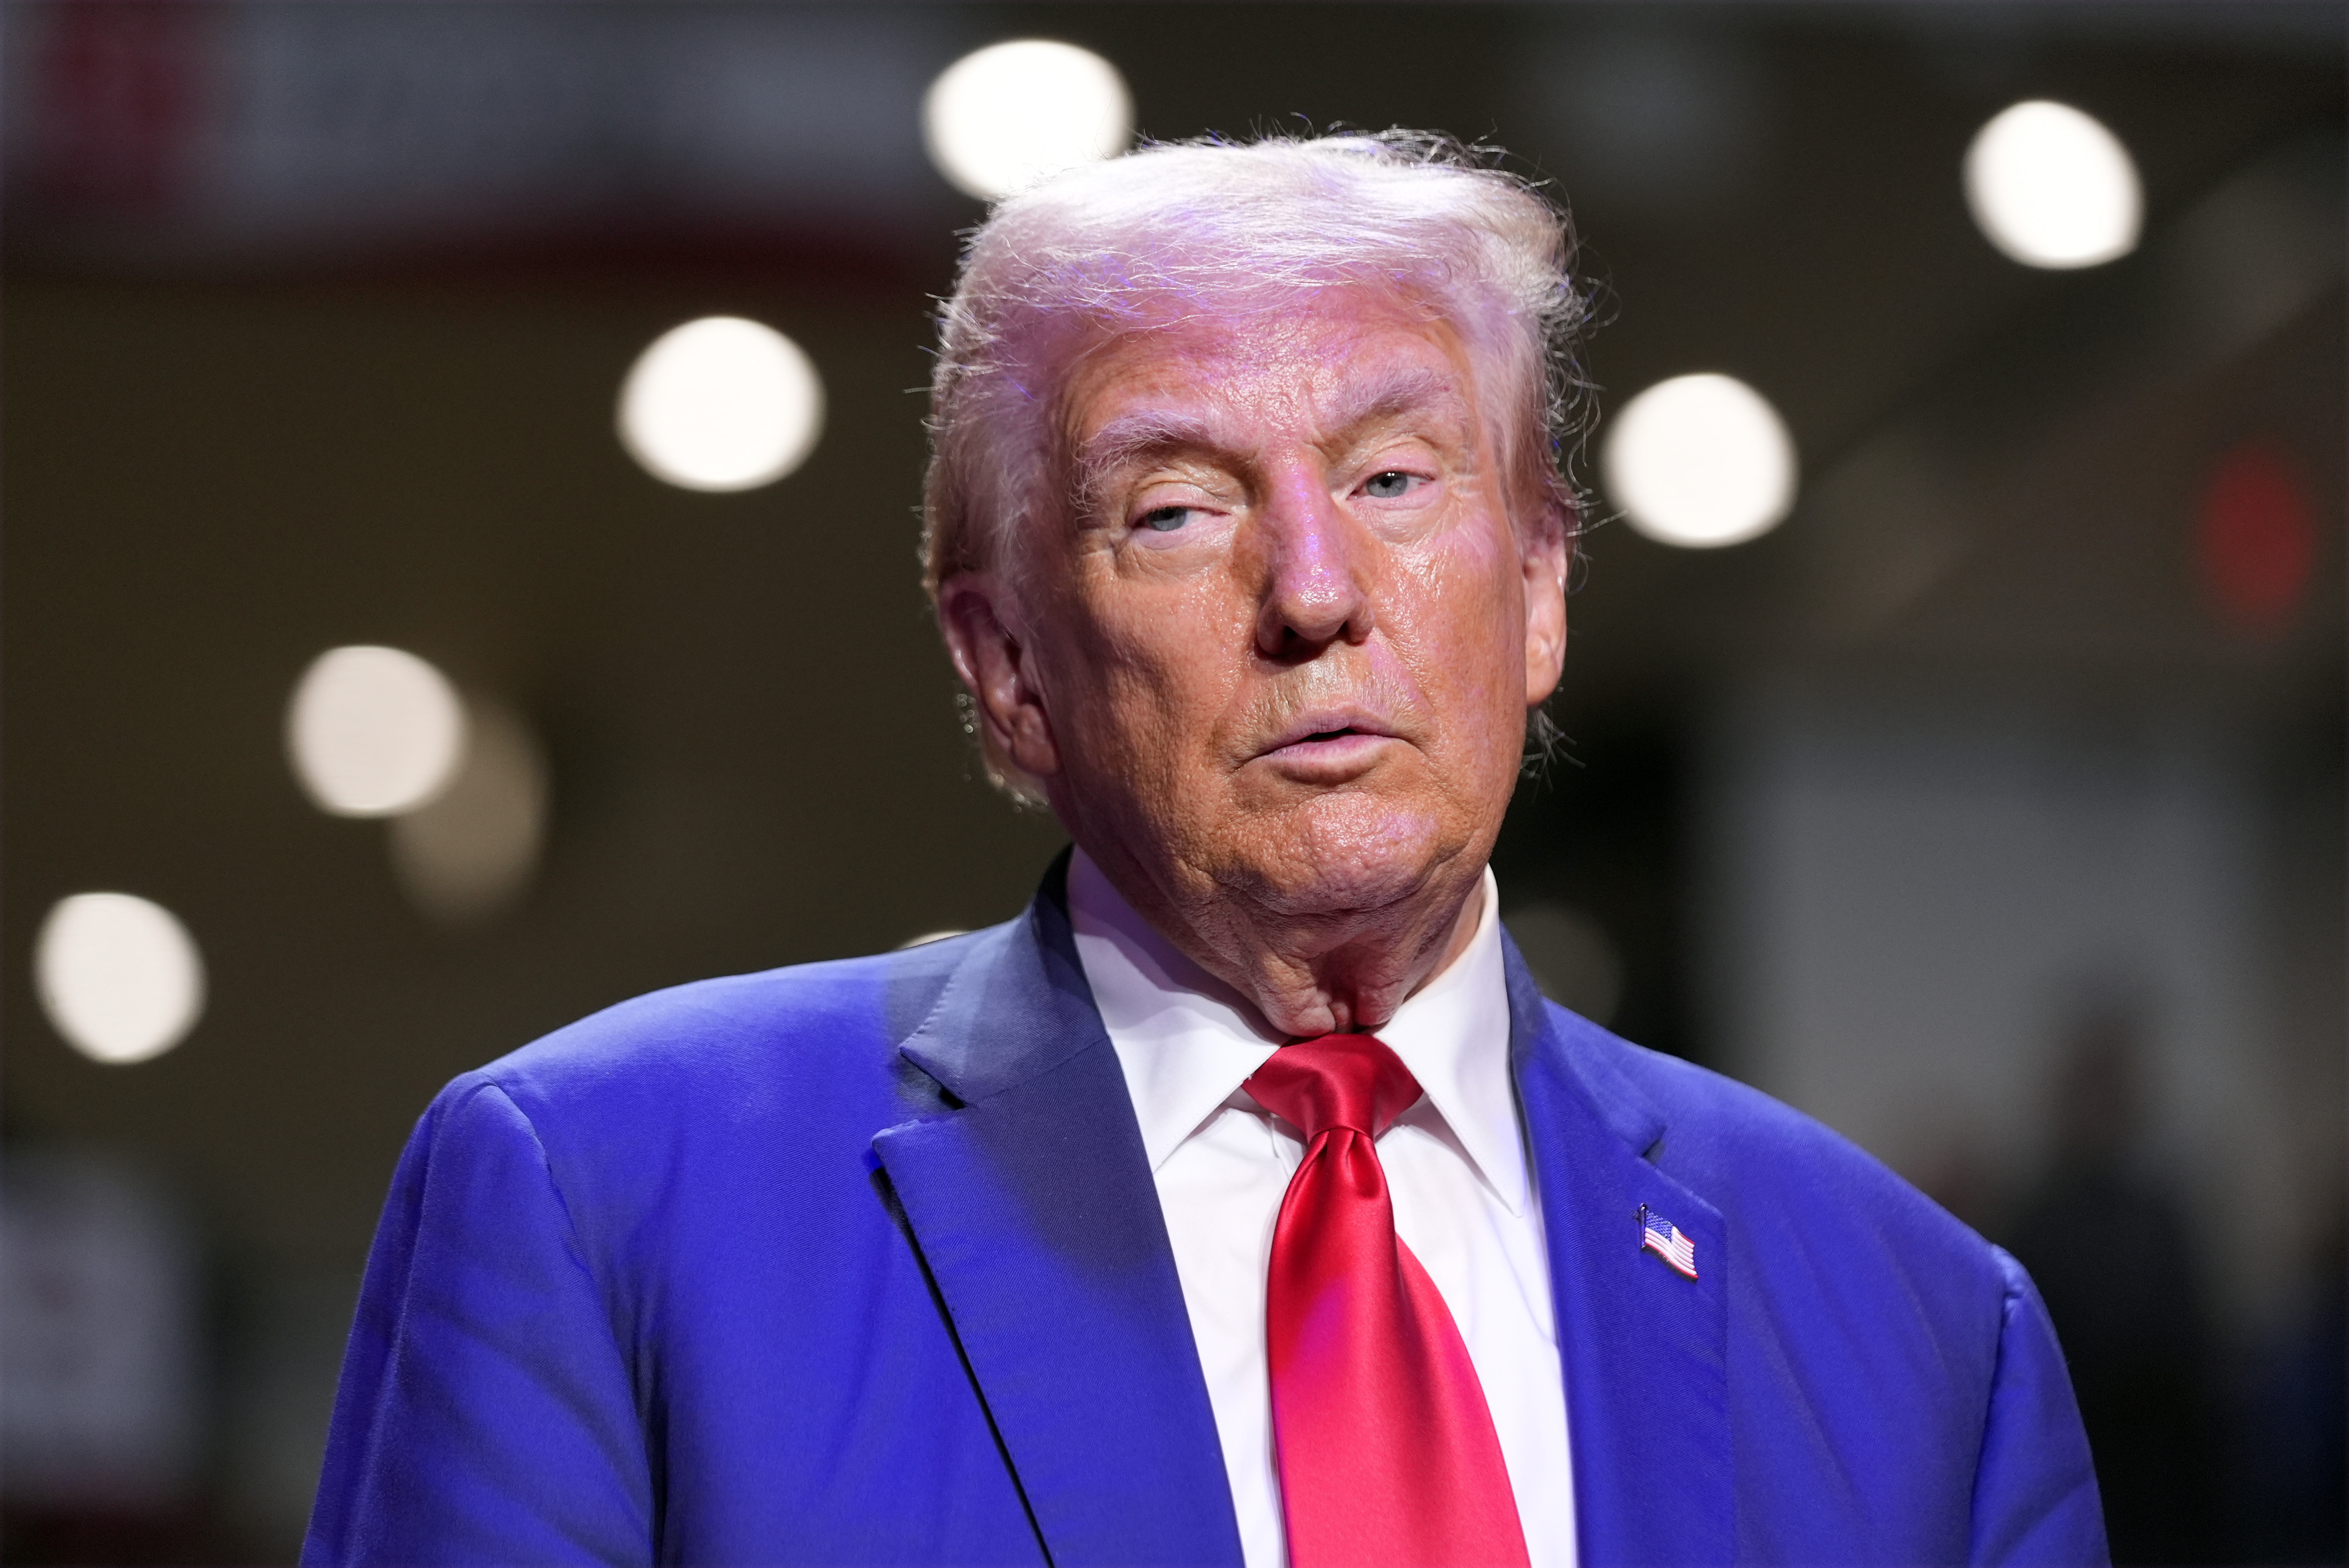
[1637,1204,1698,1279]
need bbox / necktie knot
[1244,1032,1422,1143]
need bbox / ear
[1520,503,1569,707]
[937,573,1062,781]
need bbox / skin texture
[938,288,1568,1037]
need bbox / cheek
[1066,578,1249,749]
[1398,529,1528,714]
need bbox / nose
[1254,468,1374,657]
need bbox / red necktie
[1244,1034,1532,1568]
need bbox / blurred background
[2,3,2340,1563]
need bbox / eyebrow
[1071,364,1473,514]
[1318,365,1472,447]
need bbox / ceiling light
[619,316,824,492]
[35,893,206,1065]
[1603,373,1798,548]
[1964,100,2142,270]
[922,40,1131,201]
[286,645,467,817]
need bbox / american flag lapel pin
[1637,1204,1698,1279]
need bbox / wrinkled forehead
[1043,285,1490,460]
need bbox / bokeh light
[618,316,825,492]
[921,40,1131,201]
[35,893,206,1065]
[389,697,550,927]
[1964,100,2143,269]
[286,646,467,818]
[1602,372,1798,548]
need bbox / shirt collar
[1067,848,1529,1216]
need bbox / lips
[1255,708,1399,759]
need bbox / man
[306,135,2105,1567]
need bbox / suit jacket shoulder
[1575,1007,2003,1300]
[477,933,980,1123]
[1523,998,2102,1568]
[307,925,1068,1568]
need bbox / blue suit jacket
[306,862,2105,1566]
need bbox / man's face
[972,287,1566,926]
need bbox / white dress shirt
[1067,849,1577,1568]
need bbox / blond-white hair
[921,131,1590,793]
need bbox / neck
[1077,847,1488,1038]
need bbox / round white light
[286,645,467,817]
[1964,100,2142,269]
[618,317,825,492]
[922,40,1131,201]
[35,894,206,1065]
[1602,373,1798,548]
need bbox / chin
[1226,793,1458,918]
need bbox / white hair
[921,130,1591,794]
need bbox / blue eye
[1139,506,1192,532]
[1363,471,1413,499]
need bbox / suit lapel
[1507,936,1733,1568]
[872,862,1244,1568]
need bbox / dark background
[3,4,2341,1564]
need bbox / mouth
[1253,710,1402,775]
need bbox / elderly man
[307,135,2104,1568]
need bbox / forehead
[1059,288,1483,448]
